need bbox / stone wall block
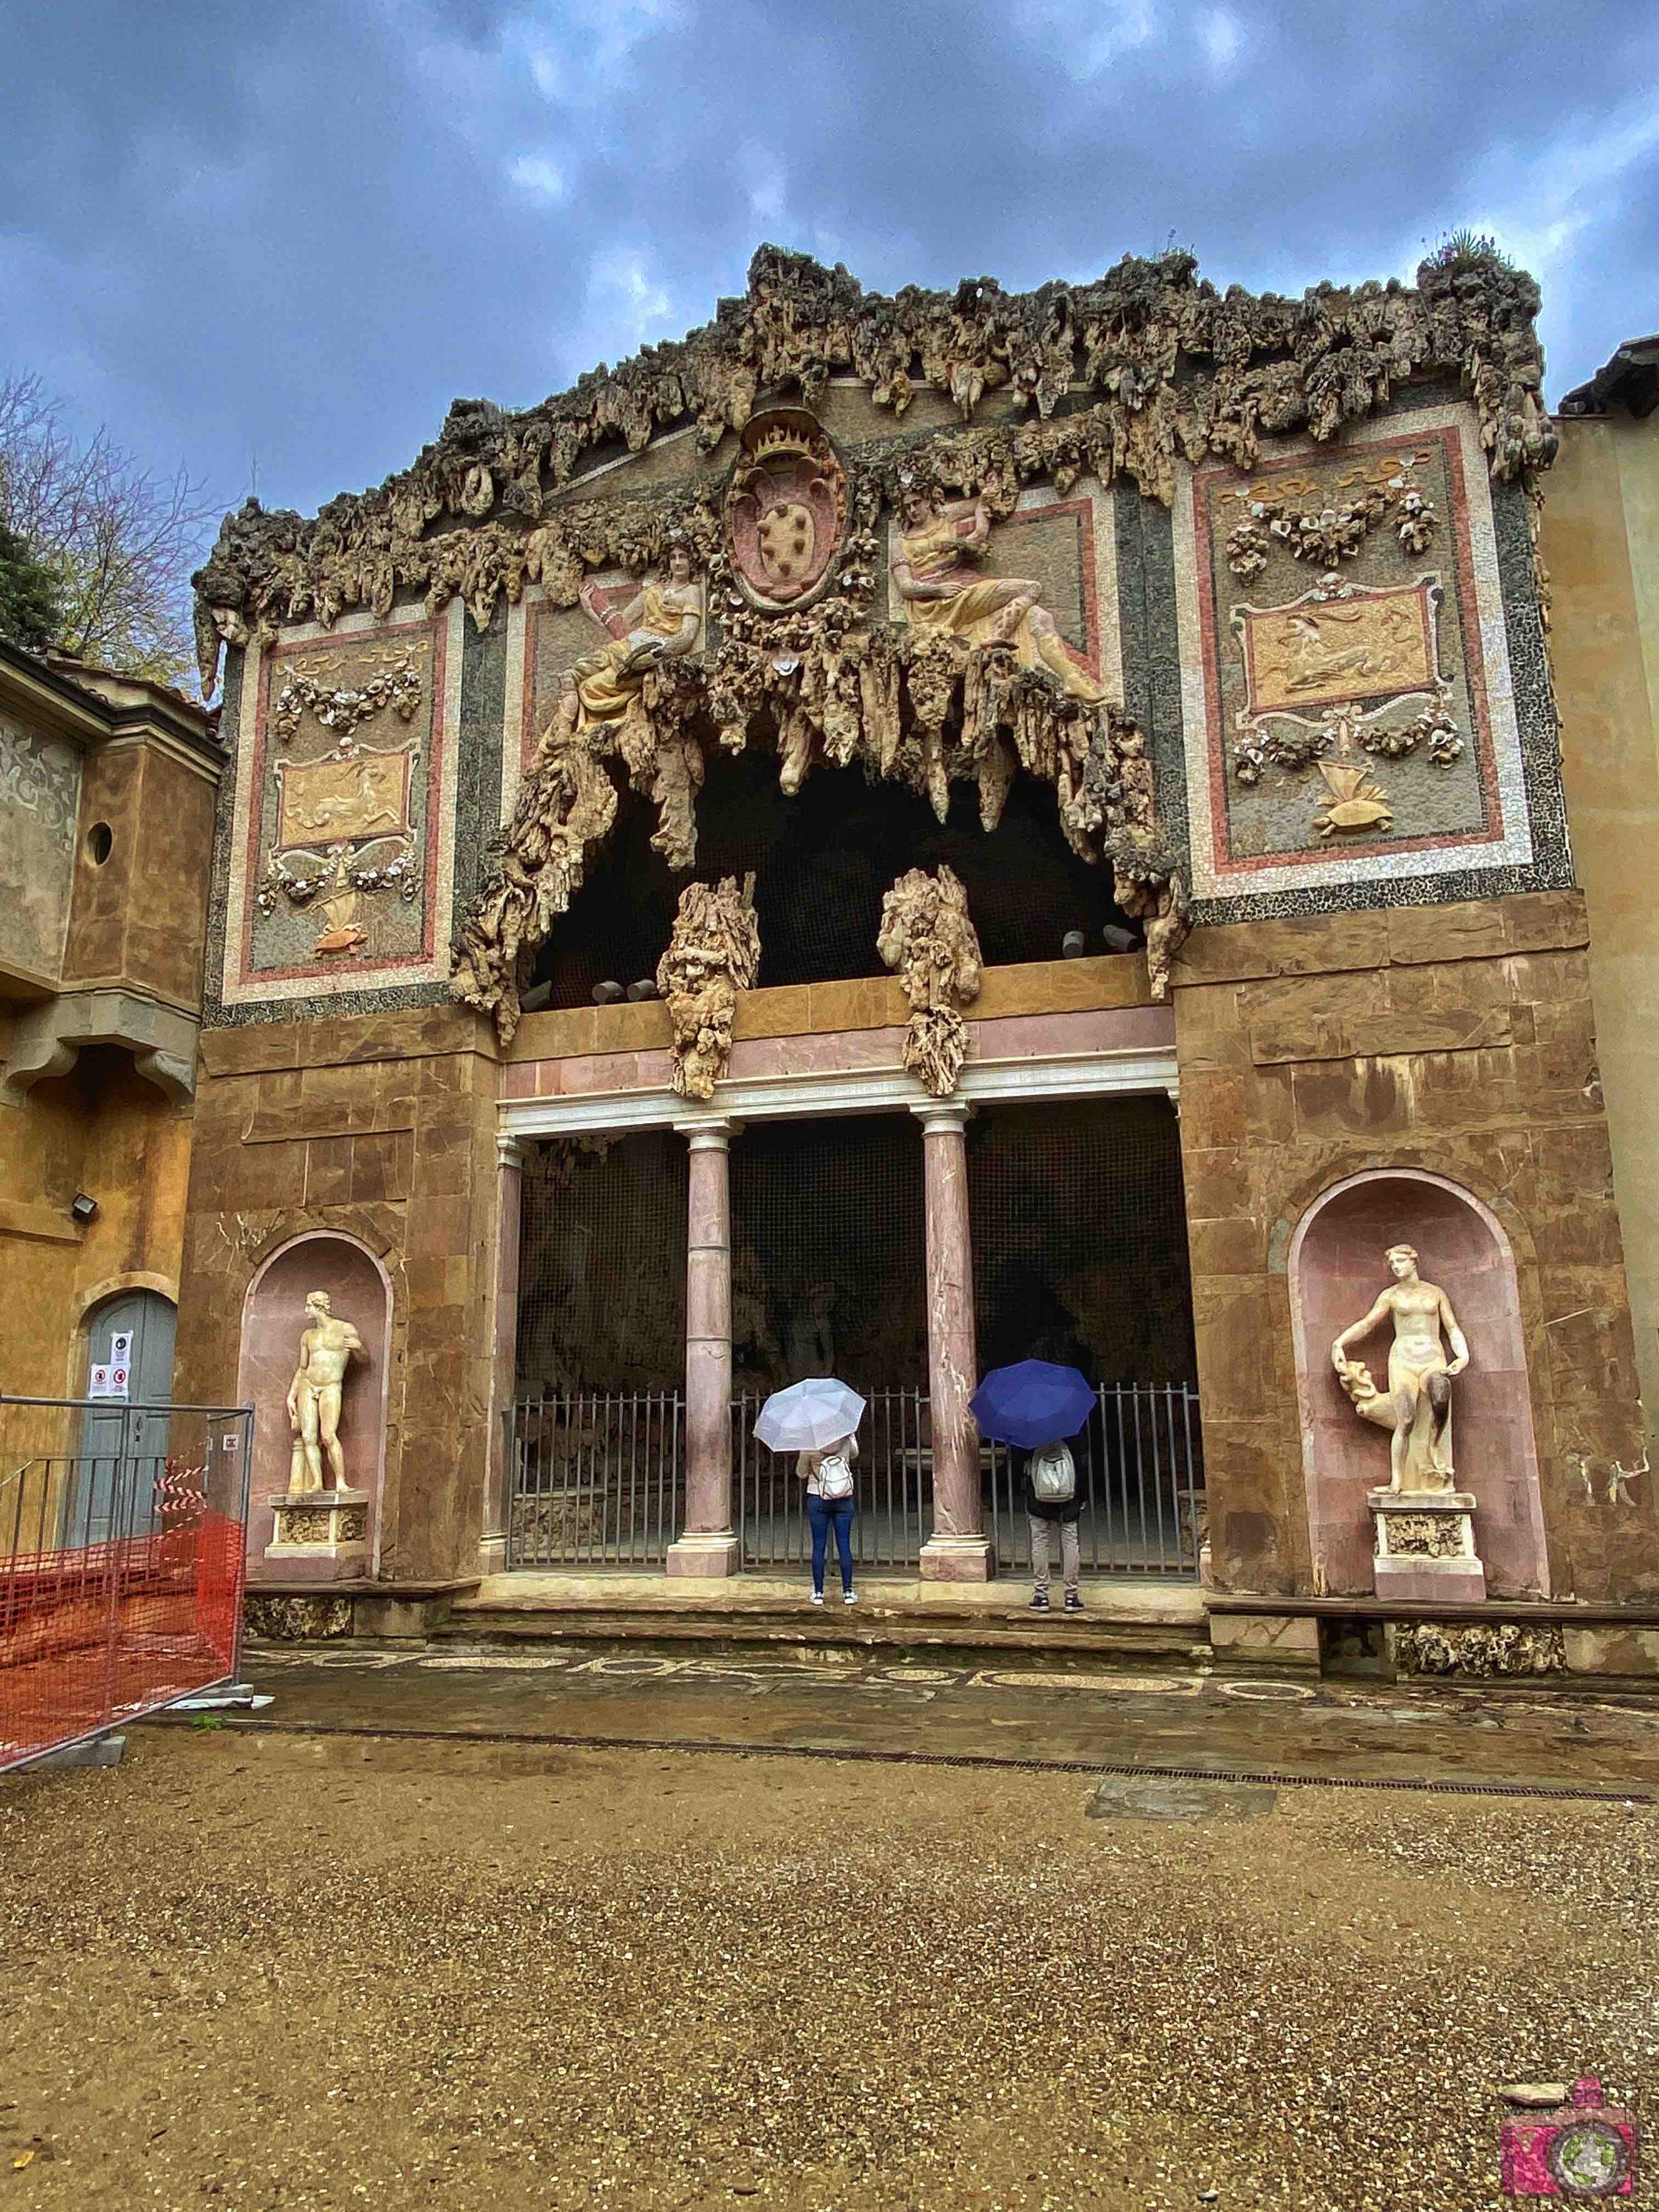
[1191,1275,1277,1422]
[302,1136,353,1209]
[1500,889,1589,954]
[1172,909,1388,986]
[1386,901,1506,965]
[1187,1216,1264,1276]
[1171,981,1251,1073]
[1178,1069,1248,1151]
[1289,1060,1418,1141]
[350,1131,414,1205]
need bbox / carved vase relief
[723,409,847,612]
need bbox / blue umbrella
[969,1361,1095,1449]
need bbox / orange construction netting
[0,1511,246,1771]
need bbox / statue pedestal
[1368,1488,1485,1604]
[265,1488,370,1567]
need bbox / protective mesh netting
[530,752,1137,1007]
[967,1095,1196,1386]
[516,1132,689,1395]
[728,1114,928,1397]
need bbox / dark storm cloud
[2,0,1654,531]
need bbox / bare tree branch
[0,369,219,690]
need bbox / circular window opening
[86,823,113,866]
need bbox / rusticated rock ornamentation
[656,873,761,1102]
[877,864,984,1097]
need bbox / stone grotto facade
[170,243,1659,1676]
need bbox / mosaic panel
[1174,403,1534,901]
[221,602,464,1005]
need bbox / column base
[665,1532,743,1578]
[919,1533,994,1583]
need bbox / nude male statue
[1330,1244,1470,1493]
[285,1290,366,1494]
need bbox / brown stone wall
[173,1005,502,1581]
[1541,416,1659,1451]
[59,741,217,1007]
[1171,889,1659,1606]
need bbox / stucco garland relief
[190,245,1555,699]
[1176,403,1533,901]
[258,645,427,958]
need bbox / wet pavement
[196,1641,1659,1798]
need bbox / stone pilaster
[480,1131,525,1574]
[913,1101,991,1580]
[667,1119,742,1576]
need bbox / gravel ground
[0,1725,1653,2211]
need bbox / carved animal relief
[877,865,983,1098]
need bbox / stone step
[434,1572,1210,1667]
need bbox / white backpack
[816,1448,854,1501]
[1029,1441,1076,1504]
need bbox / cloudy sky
[3,0,1655,533]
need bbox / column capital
[496,1131,527,1170]
[675,1115,742,1152]
[910,1098,970,1136]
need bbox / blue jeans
[806,1493,856,1595]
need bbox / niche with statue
[236,1233,392,1581]
[1288,1170,1549,1601]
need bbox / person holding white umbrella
[753,1377,866,1607]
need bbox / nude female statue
[285,1290,366,1494]
[1330,1244,1470,1493]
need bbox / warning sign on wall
[88,1363,129,1400]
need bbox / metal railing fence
[505,1391,685,1567]
[734,1386,933,1568]
[984,1382,1204,1576]
[1,1395,253,1773]
[503,1380,1204,1579]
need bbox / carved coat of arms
[723,409,847,613]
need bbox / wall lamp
[70,1193,99,1225]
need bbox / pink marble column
[480,1132,524,1574]
[667,1120,742,1576]
[913,1101,991,1581]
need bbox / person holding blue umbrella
[969,1359,1094,1612]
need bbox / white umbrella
[753,1377,866,1453]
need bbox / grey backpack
[1030,1441,1076,1504]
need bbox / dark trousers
[806,1493,856,1594]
